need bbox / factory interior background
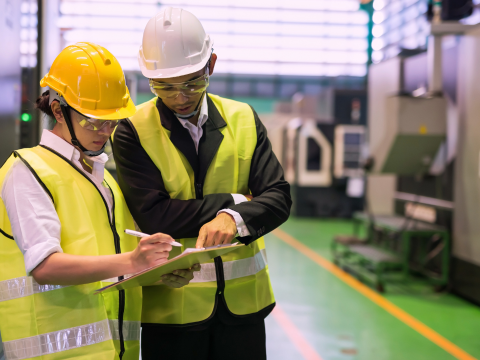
[1,0,480,359]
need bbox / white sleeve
[1,159,63,274]
[231,194,248,205]
[217,194,251,237]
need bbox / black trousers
[141,300,268,360]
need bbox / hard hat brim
[138,49,211,80]
[54,96,135,121]
[68,97,137,120]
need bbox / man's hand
[196,213,237,248]
[129,233,173,273]
[161,263,201,288]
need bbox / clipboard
[95,243,244,294]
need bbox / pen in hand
[125,229,183,247]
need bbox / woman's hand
[130,233,173,273]
[161,264,201,288]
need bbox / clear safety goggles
[71,108,120,131]
[76,117,119,131]
[149,74,209,99]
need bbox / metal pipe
[427,34,443,95]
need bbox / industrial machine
[338,11,480,300]
[276,90,367,218]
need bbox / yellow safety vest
[129,94,275,325]
[0,145,142,360]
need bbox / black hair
[35,90,55,117]
[35,90,57,129]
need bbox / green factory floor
[264,217,480,360]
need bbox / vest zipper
[38,145,126,359]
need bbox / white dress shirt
[176,96,251,237]
[1,130,112,274]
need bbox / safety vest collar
[154,94,228,192]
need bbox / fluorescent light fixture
[29,15,38,27]
[390,2,403,14]
[372,11,386,24]
[373,0,386,11]
[21,2,30,14]
[20,42,29,55]
[20,55,29,68]
[372,50,384,63]
[389,14,403,30]
[372,24,385,38]
[213,35,368,51]
[389,29,401,43]
[58,0,369,77]
[350,11,370,25]
[326,1,359,12]
[371,38,385,50]
[404,5,421,22]
[60,0,361,12]
[217,47,368,64]
[20,29,29,41]
[208,61,366,77]
[402,20,419,37]
[21,15,30,27]
[63,29,142,43]
[29,2,38,14]
[157,0,361,11]
[401,35,419,49]
[29,55,37,67]
[18,41,36,56]
[404,0,419,7]
[29,41,37,54]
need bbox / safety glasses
[76,117,119,131]
[70,107,120,131]
[149,74,209,99]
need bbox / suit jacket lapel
[156,98,199,175]
[197,95,227,185]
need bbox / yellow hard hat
[40,42,136,120]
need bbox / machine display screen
[344,133,362,145]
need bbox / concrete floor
[264,217,480,360]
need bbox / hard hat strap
[60,104,107,157]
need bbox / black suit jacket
[113,95,291,245]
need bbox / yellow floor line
[272,228,477,360]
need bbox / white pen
[124,229,183,247]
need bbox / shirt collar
[39,129,109,164]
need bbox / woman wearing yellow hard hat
[0,42,198,360]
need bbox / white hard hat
[138,7,213,79]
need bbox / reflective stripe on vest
[0,275,136,302]
[3,319,140,360]
[191,249,267,283]
[0,276,68,302]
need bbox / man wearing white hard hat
[113,7,291,359]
